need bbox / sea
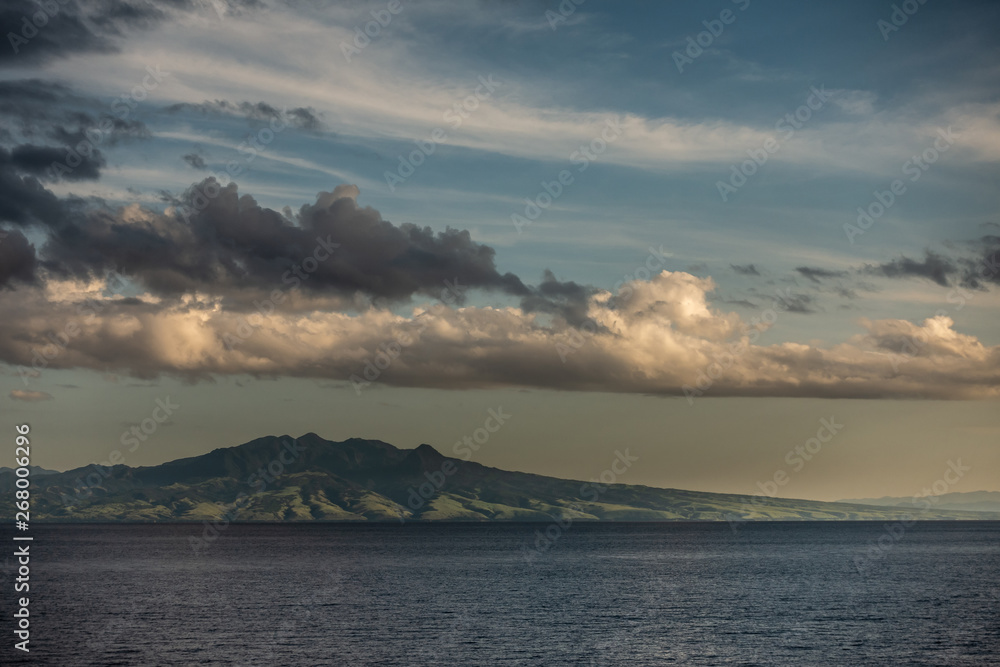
[1,521,998,665]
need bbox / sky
[0,0,998,501]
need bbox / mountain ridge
[4,434,999,523]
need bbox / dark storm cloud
[0,167,73,228]
[1,0,114,64]
[0,228,37,287]
[0,0,176,65]
[731,264,760,276]
[862,251,956,287]
[796,266,848,284]
[0,94,537,308]
[1,144,105,181]
[30,179,531,304]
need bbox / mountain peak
[411,443,448,466]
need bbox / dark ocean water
[1,522,998,666]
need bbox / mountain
[3,434,999,522]
[0,465,61,476]
[839,491,1000,514]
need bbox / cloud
[3,171,995,400]
[0,79,149,149]
[722,299,758,308]
[731,264,760,276]
[519,269,596,326]
[9,389,53,402]
[774,292,815,314]
[0,0,174,64]
[831,90,877,116]
[863,251,957,287]
[182,153,206,170]
[0,1,115,64]
[1,270,997,400]
[0,81,152,229]
[1,144,105,181]
[0,228,37,287]
[166,100,325,131]
[0,174,531,304]
[796,266,848,284]
[960,236,1000,289]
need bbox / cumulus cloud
[4,178,530,305]
[2,271,997,400]
[2,167,996,400]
